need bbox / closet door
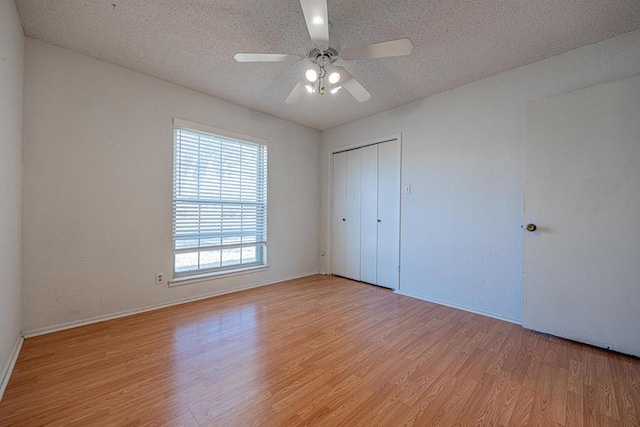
[377,140,401,289]
[345,149,362,280]
[331,151,347,277]
[360,145,378,285]
[332,139,401,287]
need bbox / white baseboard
[394,290,522,325]
[23,271,319,338]
[0,335,24,402]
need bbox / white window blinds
[172,120,267,277]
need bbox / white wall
[22,39,320,332]
[320,30,640,323]
[0,0,24,383]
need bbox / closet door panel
[331,152,347,277]
[360,145,379,285]
[345,149,362,280]
[377,140,401,289]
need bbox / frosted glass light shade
[305,69,318,82]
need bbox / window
[172,119,267,278]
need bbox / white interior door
[523,75,640,356]
[331,151,347,277]
[360,145,379,285]
[377,140,401,290]
[345,149,362,280]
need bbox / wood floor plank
[0,274,638,426]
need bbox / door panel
[377,140,401,290]
[360,145,379,285]
[345,149,362,280]
[331,152,347,277]
[523,75,640,356]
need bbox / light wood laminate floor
[1,274,638,426]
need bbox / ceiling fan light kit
[305,68,318,83]
[233,0,413,104]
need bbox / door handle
[526,223,537,232]
[377,219,382,223]
[342,218,346,221]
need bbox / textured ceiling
[16,0,640,131]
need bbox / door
[360,145,379,284]
[345,149,362,280]
[377,140,401,290]
[331,151,347,277]
[523,75,640,356]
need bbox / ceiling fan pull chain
[319,66,326,95]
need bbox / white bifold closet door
[345,149,362,280]
[377,140,401,289]
[331,151,347,278]
[360,145,378,284]
[332,139,400,289]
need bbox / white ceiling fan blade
[234,53,299,62]
[300,0,329,48]
[285,81,308,104]
[337,68,371,102]
[341,38,414,61]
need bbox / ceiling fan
[233,0,413,104]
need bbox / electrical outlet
[156,273,164,284]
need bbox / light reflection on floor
[169,303,263,420]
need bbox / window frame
[171,118,268,281]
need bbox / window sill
[168,265,269,287]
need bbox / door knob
[526,223,537,232]
[342,218,346,221]
[377,219,382,223]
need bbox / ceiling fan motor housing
[307,47,339,66]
